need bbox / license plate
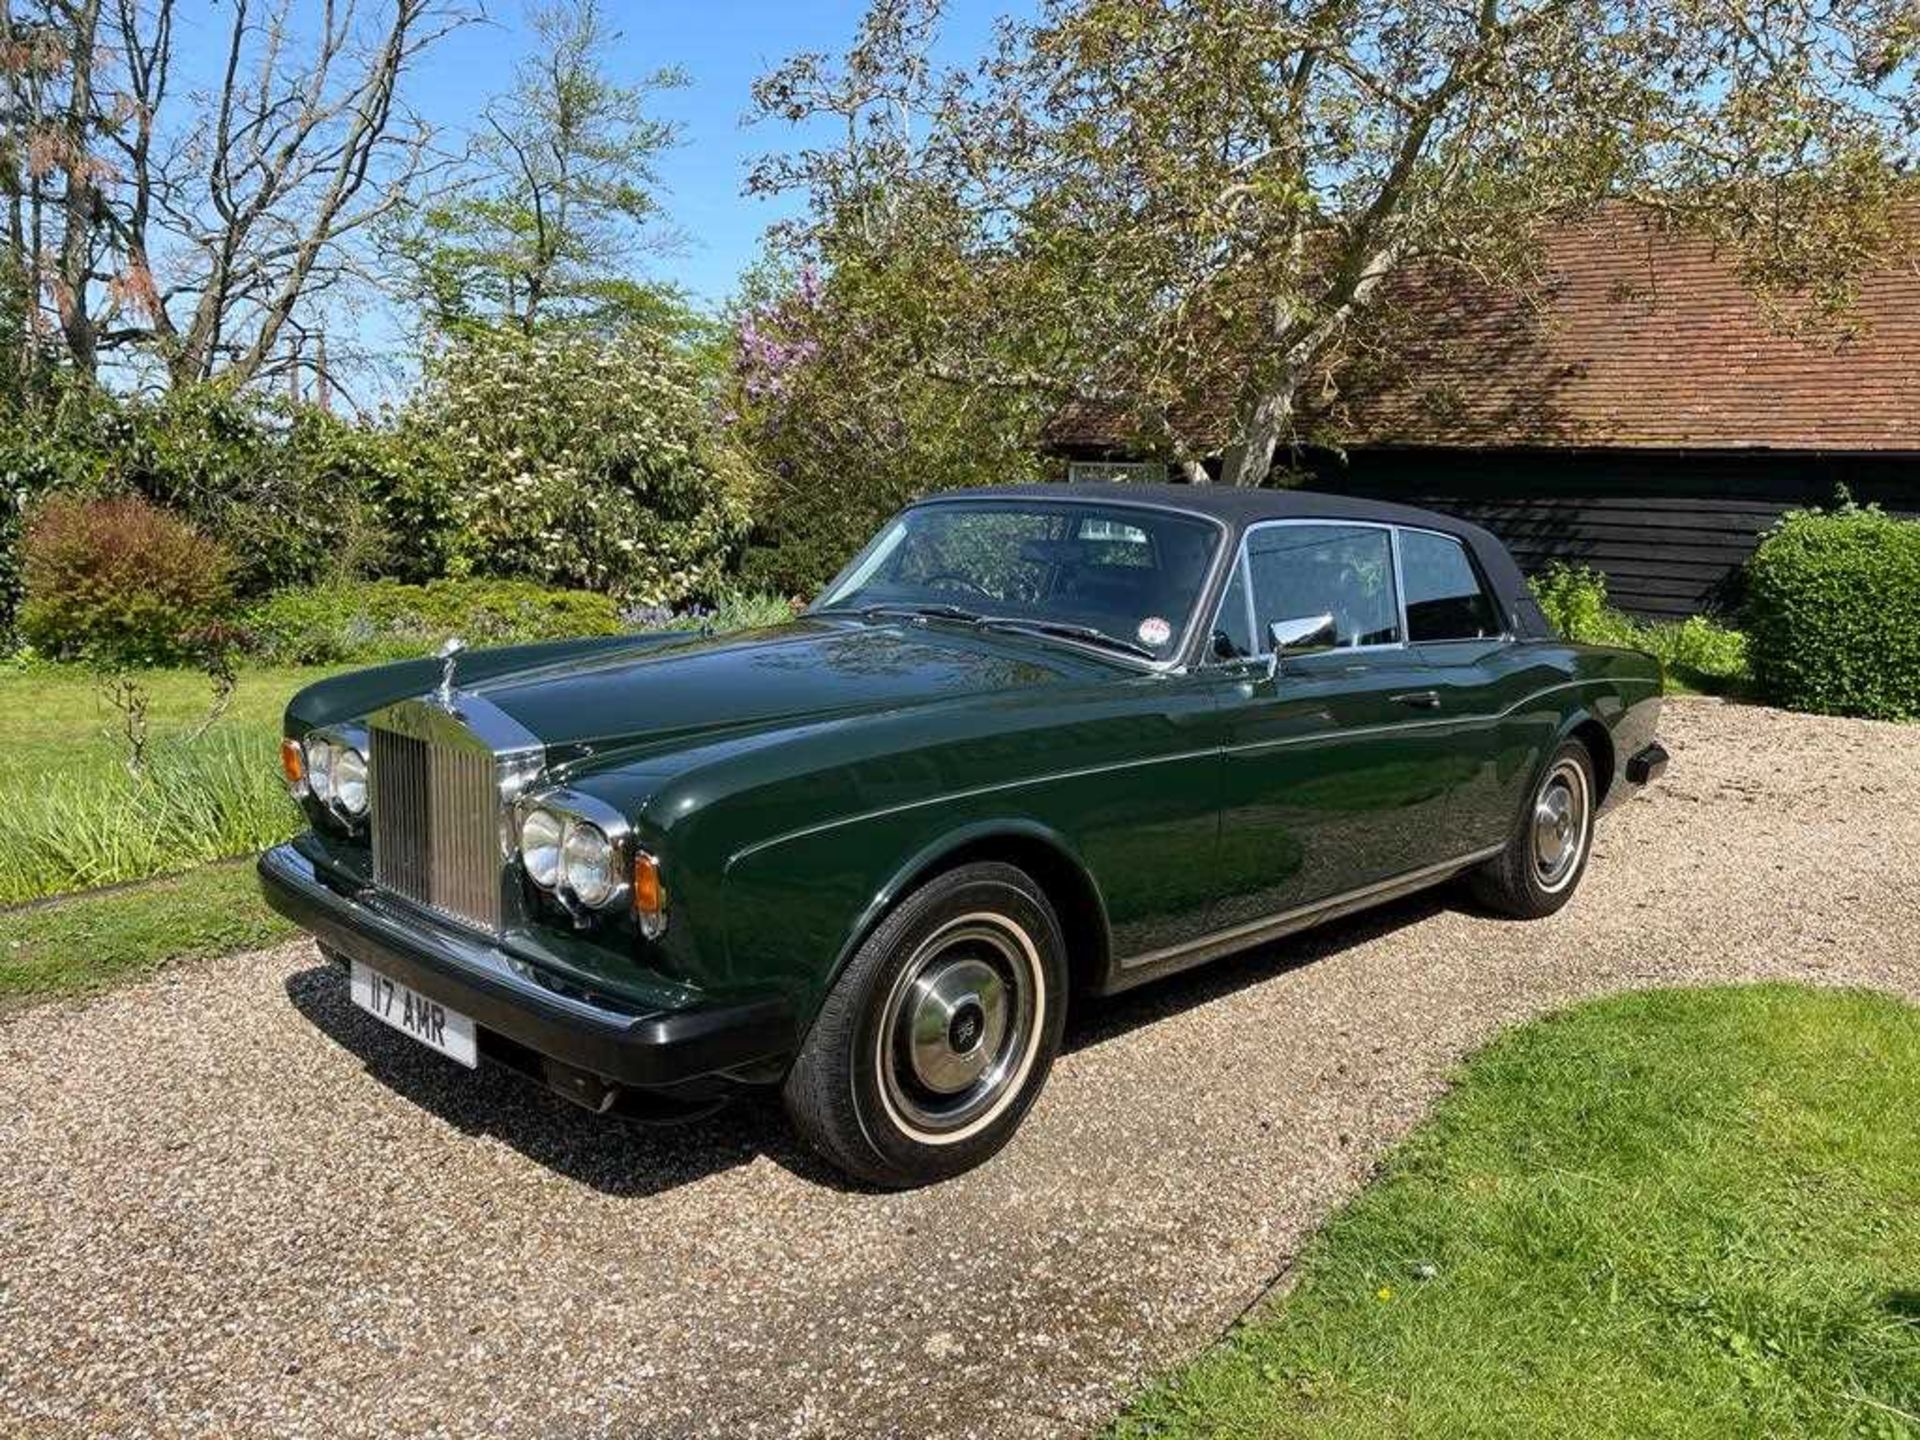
[349,960,478,1068]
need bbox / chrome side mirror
[1263,613,1338,679]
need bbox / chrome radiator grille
[370,725,502,931]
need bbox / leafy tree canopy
[392,0,697,344]
[752,0,1920,485]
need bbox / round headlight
[561,820,616,907]
[519,808,564,888]
[332,744,369,817]
[304,736,334,803]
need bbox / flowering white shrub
[407,329,760,605]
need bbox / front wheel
[1469,740,1597,918]
[782,862,1068,1188]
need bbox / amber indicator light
[632,852,666,919]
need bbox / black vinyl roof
[925,481,1489,530]
[917,482,1554,640]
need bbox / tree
[729,256,1051,597]
[753,0,1920,486]
[394,0,689,341]
[729,4,1057,595]
[0,0,469,397]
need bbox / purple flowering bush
[729,263,1047,598]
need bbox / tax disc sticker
[1137,616,1173,648]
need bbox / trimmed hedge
[1745,504,1920,721]
[242,579,624,665]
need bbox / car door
[1206,520,1466,933]
[1398,525,1559,851]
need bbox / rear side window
[1399,530,1502,642]
[1246,523,1400,649]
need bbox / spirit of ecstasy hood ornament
[435,636,467,707]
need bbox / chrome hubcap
[904,955,1010,1094]
[878,917,1040,1141]
[1531,760,1589,891]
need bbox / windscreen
[814,501,1222,662]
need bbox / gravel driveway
[3,698,1917,1439]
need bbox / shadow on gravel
[283,886,1460,1197]
[283,964,852,1199]
[1066,889,1454,1055]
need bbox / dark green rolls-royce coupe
[260,485,1667,1186]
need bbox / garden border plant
[1529,561,1749,696]
[17,492,244,771]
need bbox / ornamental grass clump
[0,727,295,905]
[1745,501,1920,721]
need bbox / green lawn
[0,859,300,1013]
[1114,985,1920,1440]
[0,663,331,905]
[0,662,325,785]
[0,663,328,1006]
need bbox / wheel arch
[1565,712,1617,805]
[828,819,1113,1006]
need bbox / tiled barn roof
[1053,207,1920,455]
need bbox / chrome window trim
[1390,524,1411,643]
[1240,552,1258,650]
[813,493,1236,675]
[1199,550,1257,664]
[1200,517,1524,665]
[1394,523,1516,645]
[1203,517,1408,664]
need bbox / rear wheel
[1469,740,1596,918]
[782,862,1068,1188]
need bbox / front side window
[814,501,1222,661]
[1208,554,1256,659]
[1399,530,1502,642]
[1245,523,1400,650]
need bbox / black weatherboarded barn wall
[1310,446,1920,620]
[1047,210,1920,616]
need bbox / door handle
[1391,690,1442,710]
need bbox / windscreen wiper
[976,616,1158,661]
[857,602,986,624]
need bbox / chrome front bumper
[258,841,793,1103]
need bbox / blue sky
[404,0,1031,306]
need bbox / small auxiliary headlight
[561,821,616,908]
[519,808,564,888]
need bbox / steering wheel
[920,572,993,599]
